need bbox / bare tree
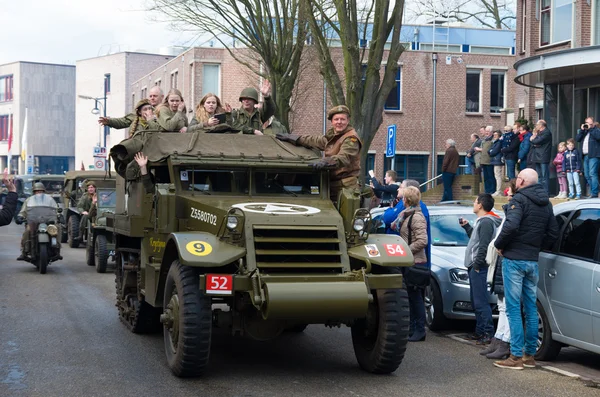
[408,0,516,30]
[305,0,406,173]
[146,0,309,129]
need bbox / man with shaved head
[493,168,558,370]
[98,86,164,129]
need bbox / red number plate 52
[385,244,407,256]
[205,274,233,295]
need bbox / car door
[543,208,600,344]
[593,263,600,346]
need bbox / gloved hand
[275,133,301,145]
[312,157,336,170]
[16,216,25,225]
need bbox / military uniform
[262,117,288,136]
[18,184,58,259]
[77,182,96,239]
[156,107,188,132]
[105,113,136,129]
[231,87,276,135]
[187,113,234,133]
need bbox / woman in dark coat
[0,173,17,226]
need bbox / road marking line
[539,365,581,379]
[446,334,472,344]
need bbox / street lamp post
[79,74,109,170]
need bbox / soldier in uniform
[276,105,362,201]
[230,80,275,135]
[77,180,96,240]
[98,86,164,129]
[16,183,58,260]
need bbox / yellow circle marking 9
[185,241,213,256]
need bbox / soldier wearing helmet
[276,105,362,202]
[76,180,97,240]
[16,182,58,261]
[230,80,275,135]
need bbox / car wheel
[535,300,562,361]
[425,279,450,331]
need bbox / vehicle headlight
[46,224,58,236]
[38,224,47,233]
[353,218,365,232]
[226,216,238,231]
[449,268,470,285]
[96,217,106,226]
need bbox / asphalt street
[0,222,598,397]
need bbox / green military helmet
[33,182,46,192]
[239,87,259,103]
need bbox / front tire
[95,235,108,273]
[425,279,450,331]
[163,261,212,377]
[38,244,48,274]
[351,288,409,374]
[86,235,95,267]
[67,215,80,248]
[535,301,562,361]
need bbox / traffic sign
[93,146,107,158]
[386,125,396,158]
[94,157,106,170]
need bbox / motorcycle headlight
[449,268,470,285]
[353,218,365,232]
[38,224,47,233]
[226,216,238,231]
[46,224,58,236]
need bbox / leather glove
[276,133,301,145]
[312,157,337,170]
[16,216,24,225]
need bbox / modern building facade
[129,24,516,186]
[0,61,76,174]
[76,52,174,169]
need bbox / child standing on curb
[562,138,582,199]
[552,142,568,199]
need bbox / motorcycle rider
[16,183,58,261]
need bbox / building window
[384,154,429,187]
[202,64,220,96]
[540,0,572,46]
[384,67,402,111]
[536,108,543,121]
[419,43,461,52]
[131,93,136,109]
[0,115,11,141]
[0,75,14,102]
[104,74,111,94]
[171,71,178,89]
[141,87,147,100]
[469,46,512,55]
[466,69,481,113]
[365,153,376,182]
[490,71,506,113]
[522,0,527,51]
[155,79,161,88]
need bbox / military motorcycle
[16,206,63,274]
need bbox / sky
[0,0,198,65]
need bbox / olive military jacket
[18,193,57,219]
[77,194,94,214]
[129,117,160,137]
[187,113,234,133]
[105,113,136,129]
[156,108,188,132]
[231,96,275,135]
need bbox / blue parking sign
[386,125,396,158]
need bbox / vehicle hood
[431,246,467,269]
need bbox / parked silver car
[536,199,600,360]
[371,205,498,330]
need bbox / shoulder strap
[407,213,415,245]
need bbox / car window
[559,209,600,261]
[430,213,477,247]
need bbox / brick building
[130,24,516,186]
[514,0,600,153]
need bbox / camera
[583,124,589,130]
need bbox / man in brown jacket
[276,105,362,202]
[441,139,459,201]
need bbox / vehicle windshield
[41,180,65,194]
[178,168,249,194]
[430,213,478,246]
[96,189,116,208]
[26,206,57,224]
[254,171,321,196]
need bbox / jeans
[503,258,539,357]
[482,165,495,194]
[407,287,426,334]
[468,267,494,336]
[584,156,600,196]
[536,163,549,193]
[441,172,455,201]
[505,159,516,180]
[494,296,511,343]
[566,172,582,196]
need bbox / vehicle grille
[252,225,342,271]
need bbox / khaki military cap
[327,105,351,121]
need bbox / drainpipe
[323,79,327,135]
[431,53,438,189]
[571,0,577,48]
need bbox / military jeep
[61,171,116,247]
[108,132,413,377]
[85,187,117,273]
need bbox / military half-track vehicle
[108,132,414,377]
[61,171,115,247]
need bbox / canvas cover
[110,131,321,180]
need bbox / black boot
[16,254,26,261]
[408,330,426,342]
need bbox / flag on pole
[7,113,13,173]
[21,108,28,162]
[80,161,85,171]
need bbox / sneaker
[567,194,574,199]
[494,355,524,370]
[466,333,484,341]
[575,195,580,200]
[522,354,536,368]
[492,192,500,197]
[476,335,493,345]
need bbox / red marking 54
[385,244,407,256]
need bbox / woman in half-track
[187,93,233,133]
[155,88,188,133]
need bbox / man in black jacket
[0,171,17,226]
[369,169,399,207]
[493,168,558,370]
[530,120,553,193]
[575,117,600,198]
